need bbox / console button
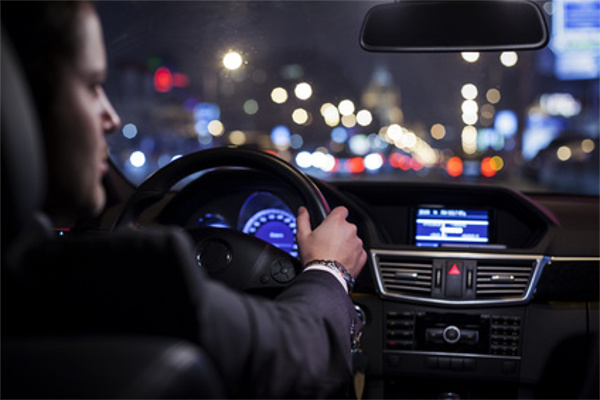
[387,340,413,350]
[438,357,451,369]
[461,329,479,344]
[426,328,444,343]
[464,358,477,371]
[451,358,464,371]
[386,354,401,367]
[445,262,463,298]
[388,330,413,339]
[426,357,438,369]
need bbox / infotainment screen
[414,207,490,247]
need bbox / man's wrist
[303,264,348,293]
[304,259,355,293]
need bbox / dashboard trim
[371,249,549,306]
[384,349,521,361]
[549,256,600,262]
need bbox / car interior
[2,0,598,399]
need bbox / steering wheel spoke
[188,227,302,292]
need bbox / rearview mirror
[360,0,549,52]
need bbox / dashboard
[192,191,298,258]
[155,168,598,399]
[325,180,598,399]
[158,170,305,258]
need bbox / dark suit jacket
[198,268,357,398]
[3,227,359,398]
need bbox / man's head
[3,1,121,227]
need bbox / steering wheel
[112,146,330,292]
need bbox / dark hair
[2,1,90,125]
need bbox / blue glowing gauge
[196,213,231,228]
[242,208,298,257]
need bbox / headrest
[1,29,47,253]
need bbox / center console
[381,304,524,398]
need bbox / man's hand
[296,206,367,279]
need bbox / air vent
[378,254,432,296]
[371,250,548,306]
[476,260,535,298]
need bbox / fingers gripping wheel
[112,147,330,291]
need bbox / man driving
[2,1,367,397]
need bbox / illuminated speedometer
[242,208,298,257]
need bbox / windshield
[98,0,599,195]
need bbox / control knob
[443,325,461,344]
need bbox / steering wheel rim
[112,146,330,231]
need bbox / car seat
[1,30,225,399]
